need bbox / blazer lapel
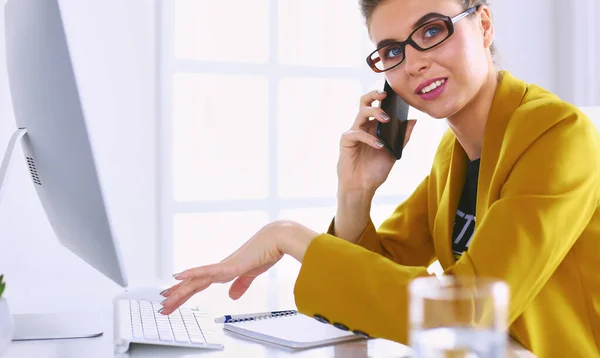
[477,71,528,221]
[434,137,467,269]
[434,71,527,270]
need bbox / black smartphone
[376,81,410,160]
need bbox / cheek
[385,72,412,99]
[438,35,472,74]
[453,31,489,81]
[422,37,483,110]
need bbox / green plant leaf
[0,275,4,298]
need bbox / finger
[162,264,228,314]
[403,119,417,148]
[228,275,256,300]
[359,89,387,109]
[351,106,391,130]
[174,263,227,281]
[340,129,385,150]
[161,280,185,297]
[226,262,273,300]
[160,277,212,315]
[163,260,248,314]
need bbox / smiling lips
[415,77,448,101]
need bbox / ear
[478,6,494,49]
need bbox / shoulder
[504,83,597,151]
[499,83,600,193]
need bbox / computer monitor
[1,0,128,339]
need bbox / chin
[426,110,450,119]
[418,102,460,120]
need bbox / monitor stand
[13,314,103,340]
[1,128,104,340]
[0,128,27,204]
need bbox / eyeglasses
[366,5,481,73]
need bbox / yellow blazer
[294,71,600,357]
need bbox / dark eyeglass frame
[366,5,482,73]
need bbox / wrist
[273,220,319,262]
[336,190,373,219]
[337,189,375,207]
[333,189,373,242]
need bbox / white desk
[3,286,536,358]
[4,321,535,358]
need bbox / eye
[424,25,442,38]
[384,45,403,59]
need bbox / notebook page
[223,313,362,349]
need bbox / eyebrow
[375,12,445,48]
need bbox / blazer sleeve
[294,177,437,344]
[445,108,600,326]
[294,233,433,344]
[328,175,436,267]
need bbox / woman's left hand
[159,220,318,315]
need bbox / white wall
[554,0,600,106]
[493,0,599,106]
[492,0,558,97]
[0,0,158,313]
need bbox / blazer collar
[476,71,528,218]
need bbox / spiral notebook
[222,311,364,349]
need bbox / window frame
[158,0,420,280]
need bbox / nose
[403,44,430,76]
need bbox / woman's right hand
[337,90,416,196]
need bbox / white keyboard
[114,299,225,353]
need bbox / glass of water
[408,276,510,358]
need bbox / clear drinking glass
[409,276,510,358]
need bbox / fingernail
[160,289,169,296]
[375,141,385,148]
[377,90,386,95]
[381,113,390,121]
[161,298,167,305]
[172,272,182,278]
[158,308,164,314]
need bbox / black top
[452,158,480,259]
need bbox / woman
[160,0,600,356]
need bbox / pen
[214,310,297,323]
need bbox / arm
[331,175,436,267]
[292,112,599,344]
[356,176,435,267]
[294,234,432,343]
[331,190,373,243]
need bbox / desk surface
[6,324,414,358]
[5,326,535,358]
[4,286,536,358]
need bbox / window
[159,0,447,309]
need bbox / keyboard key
[190,334,206,344]
[174,332,189,343]
[172,328,188,335]
[158,330,174,342]
[132,324,143,339]
[144,332,159,341]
